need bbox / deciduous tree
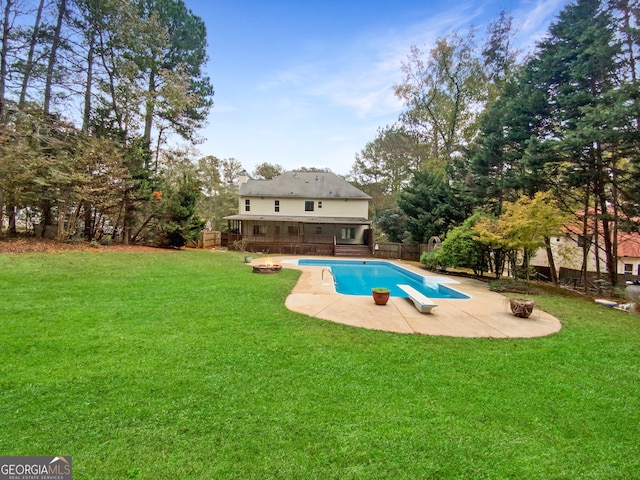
[473,192,570,280]
[395,31,486,167]
[252,162,284,180]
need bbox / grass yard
[1,249,639,479]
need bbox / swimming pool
[297,259,470,299]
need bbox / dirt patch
[0,238,178,254]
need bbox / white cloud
[513,0,571,51]
[256,2,505,121]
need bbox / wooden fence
[372,243,429,261]
[198,232,429,261]
[200,231,222,248]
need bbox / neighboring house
[618,232,640,279]
[531,226,640,283]
[224,171,373,255]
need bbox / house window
[638,265,640,276]
[274,226,280,236]
[318,201,322,208]
[577,234,590,247]
[624,263,633,275]
[244,199,250,212]
[287,225,299,236]
[305,200,314,212]
[274,200,280,212]
[252,224,265,236]
[341,227,355,240]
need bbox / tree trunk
[544,236,559,285]
[521,248,531,281]
[82,34,95,133]
[580,188,591,291]
[0,186,4,233]
[57,207,65,240]
[40,200,53,237]
[131,213,155,244]
[7,204,17,235]
[18,0,45,109]
[598,194,617,285]
[83,201,93,240]
[122,194,133,245]
[593,142,617,286]
[81,34,95,240]
[0,0,15,118]
[143,70,156,168]
[594,198,601,278]
[43,0,67,115]
[96,29,125,133]
[612,163,620,285]
[493,248,505,278]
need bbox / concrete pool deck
[264,257,562,339]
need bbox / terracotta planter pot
[510,298,535,318]
[372,288,390,305]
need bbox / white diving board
[397,284,437,314]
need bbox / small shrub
[420,250,442,270]
[489,278,543,295]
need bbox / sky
[186,0,572,176]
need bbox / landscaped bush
[420,214,488,276]
[489,277,543,295]
[420,249,442,269]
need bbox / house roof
[224,214,371,225]
[239,171,371,199]
[564,220,640,259]
[619,232,640,258]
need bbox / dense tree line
[353,0,639,285]
[0,0,218,247]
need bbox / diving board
[397,284,437,314]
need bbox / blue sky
[187,0,572,175]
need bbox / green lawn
[1,250,639,479]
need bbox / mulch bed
[0,238,175,254]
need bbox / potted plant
[372,287,391,305]
[509,298,535,318]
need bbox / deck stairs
[334,245,372,257]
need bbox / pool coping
[264,256,562,338]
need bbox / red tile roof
[618,232,640,258]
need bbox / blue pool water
[298,259,470,299]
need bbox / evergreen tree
[468,65,551,214]
[136,0,213,158]
[397,170,469,243]
[159,172,205,248]
[534,0,623,284]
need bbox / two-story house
[224,171,372,256]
